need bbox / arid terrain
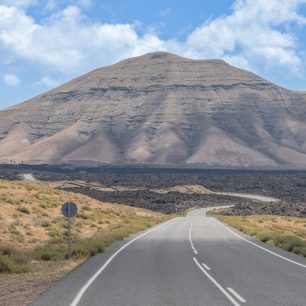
[0,178,166,305]
[1,52,306,168]
[1,165,305,216]
[0,165,306,305]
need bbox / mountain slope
[1,52,306,168]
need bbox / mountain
[1,52,306,168]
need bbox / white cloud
[45,0,92,11]
[184,0,306,73]
[0,0,305,82]
[0,0,37,8]
[0,5,172,73]
[3,73,21,86]
[37,75,58,87]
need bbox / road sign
[61,202,77,217]
[61,202,77,260]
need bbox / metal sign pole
[61,202,77,260]
[68,203,71,260]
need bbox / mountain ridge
[1,52,306,169]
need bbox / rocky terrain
[1,52,306,168]
[37,168,306,217]
[62,187,249,214]
[219,201,306,217]
[1,165,305,216]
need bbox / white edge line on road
[202,262,211,270]
[193,257,240,306]
[214,219,306,269]
[70,219,174,306]
[189,222,198,255]
[227,287,246,303]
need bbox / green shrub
[48,226,62,238]
[9,228,22,236]
[40,220,51,228]
[17,207,30,214]
[0,251,29,273]
[257,232,274,243]
[7,199,20,205]
[33,246,66,261]
[274,235,305,252]
[77,213,89,220]
[0,245,28,263]
[292,247,306,257]
[71,240,105,258]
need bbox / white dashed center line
[189,222,198,255]
[193,257,241,306]
[189,219,246,305]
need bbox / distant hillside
[1,52,306,168]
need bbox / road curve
[32,207,306,306]
[216,192,279,202]
[22,173,36,181]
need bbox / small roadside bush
[0,252,28,273]
[33,246,66,262]
[71,240,105,258]
[40,220,51,228]
[274,235,305,252]
[292,246,306,257]
[257,232,274,243]
[17,207,30,214]
[77,213,89,220]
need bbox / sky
[1,0,306,109]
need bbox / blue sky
[1,0,306,109]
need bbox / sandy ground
[0,260,82,306]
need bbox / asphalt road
[216,192,279,202]
[22,173,36,181]
[32,207,306,306]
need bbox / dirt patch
[0,260,81,306]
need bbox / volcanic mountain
[1,52,306,168]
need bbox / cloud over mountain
[0,0,305,95]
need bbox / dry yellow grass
[212,214,306,241]
[0,179,169,305]
[210,211,306,257]
[0,179,165,250]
